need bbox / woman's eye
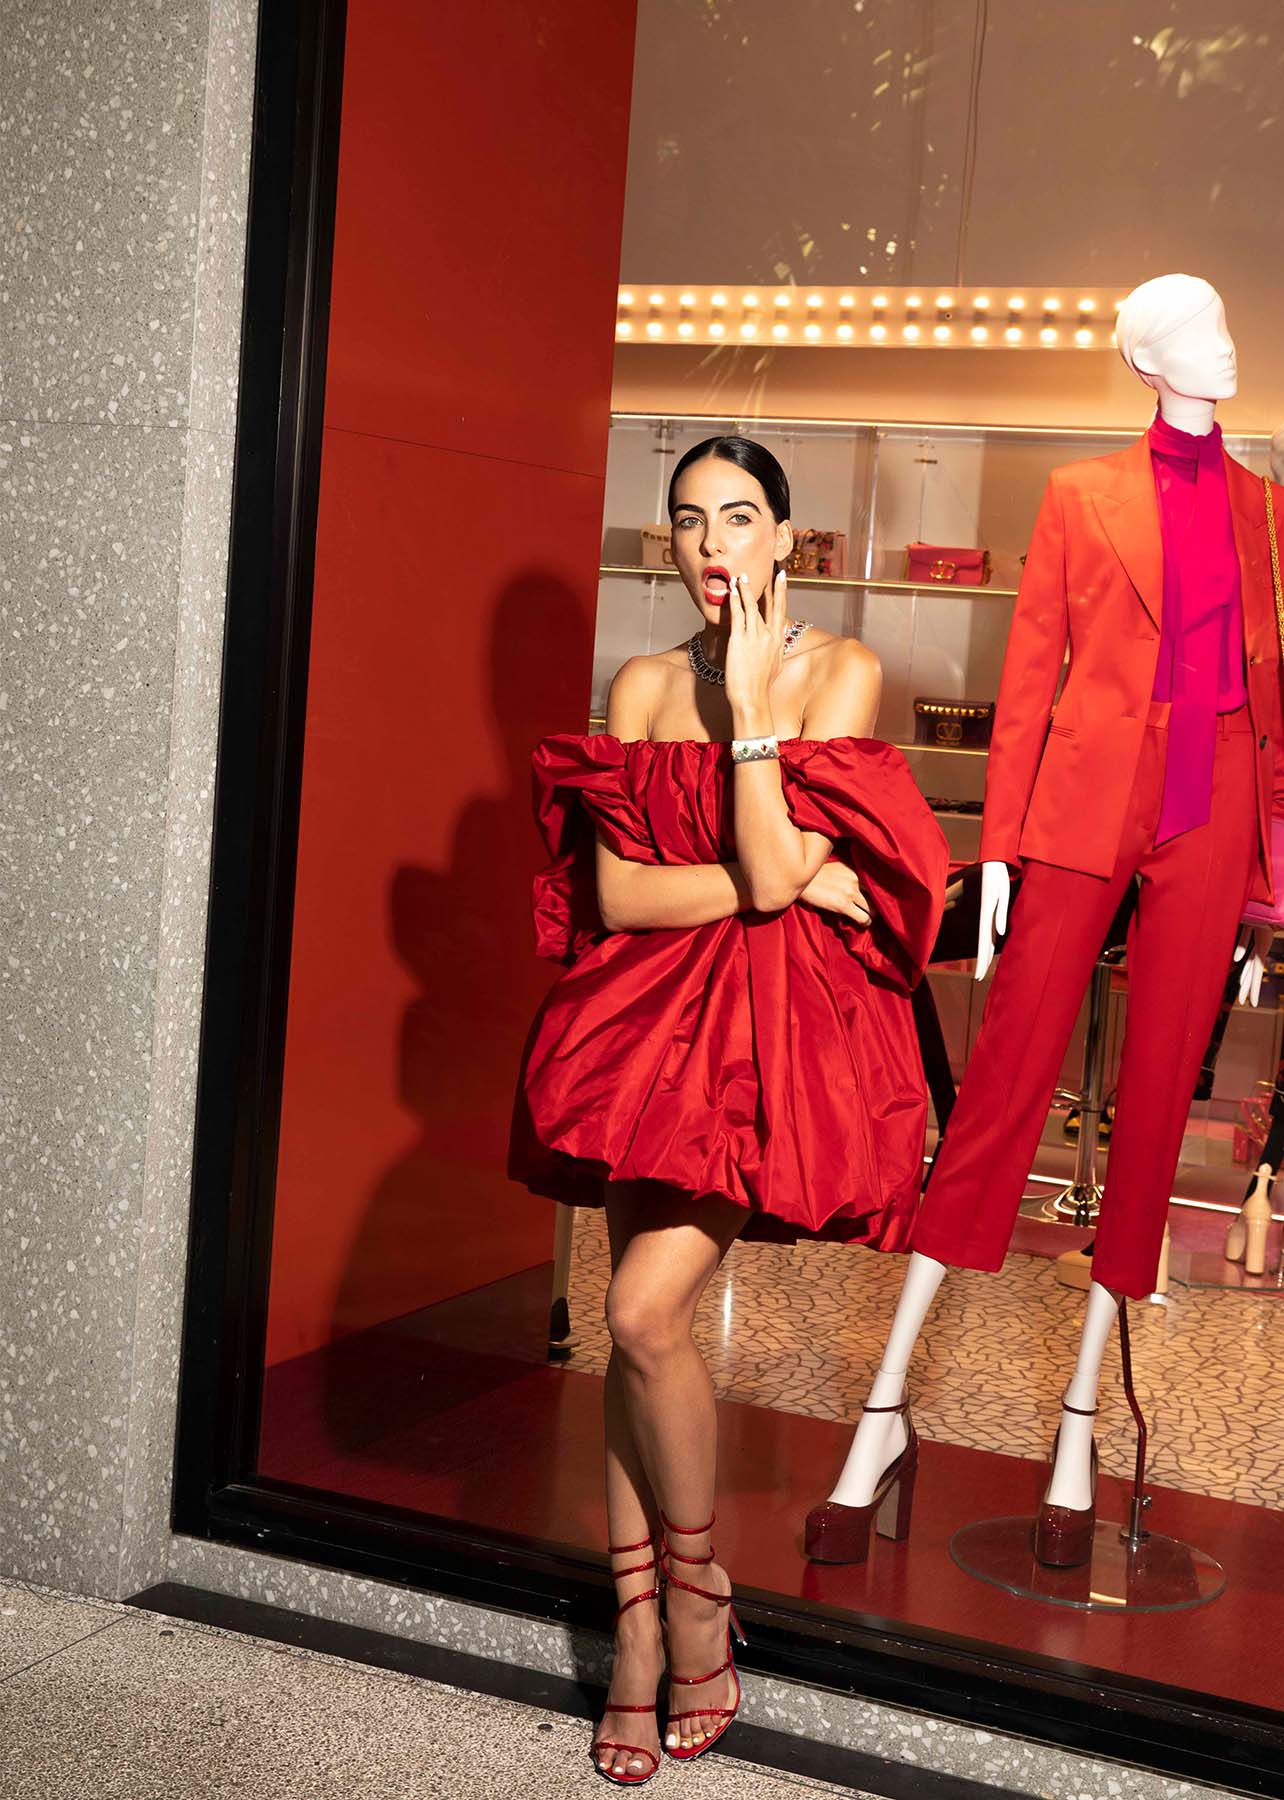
[729,513,752,526]
[675,516,699,530]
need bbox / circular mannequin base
[950,1517,1226,1613]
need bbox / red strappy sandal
[659,1509,747,1762]
[590,1534,663,1787]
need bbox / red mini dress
[508,733,948,1247]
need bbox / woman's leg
[595,1186,666,1779]
[602,1180,746,1760]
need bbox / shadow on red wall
[326,572,588,1364]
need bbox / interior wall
[263,0,638,1366]
[617,0,1284,430]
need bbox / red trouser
[913,702,1259,1300]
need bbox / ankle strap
[608,1534,655,1555]
[860,1398,909,1414]
[659,1510,715,1535]
[1060,1398,1098,1417]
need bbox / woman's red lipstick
[702,564,731,605]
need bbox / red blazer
[979,434,1284,905]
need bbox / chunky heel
[874,1446,918,1542]
[804,1397,918,1565]
[1245,1211,1270,1276]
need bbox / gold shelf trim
[600,564,1018,600]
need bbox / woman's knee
[605,1278,688,1371]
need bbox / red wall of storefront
[263,2,637,1365]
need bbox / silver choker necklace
[688,619,812,686]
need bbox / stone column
[0,0,258,1599]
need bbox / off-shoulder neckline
[589,732,869,748]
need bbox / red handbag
[1242,475,1284,927]
[904,542,991,586]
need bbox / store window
[184,0,1284,1784]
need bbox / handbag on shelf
[1242,475,1284,929]
[640,523,674,569]
[913,697,995,749]
[786,529,849,578]
[904,542,992,586]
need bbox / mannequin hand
[724,570,785,715]
[975,860,1011,982]
[799,859,872,926]
[1234,925,1275,1007]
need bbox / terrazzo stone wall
[0,0,259,1598]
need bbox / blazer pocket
[1047,722,1077,738]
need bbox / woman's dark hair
[666,435,791,524]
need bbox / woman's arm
[594,657,757,932]
[731,619,882,913]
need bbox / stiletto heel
[1032,1400,1098,1569]
[804,1398,918,1564]
[659,1510,744,1762]
[590,1534,663,1787]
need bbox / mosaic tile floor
[563,1210,1284,1510]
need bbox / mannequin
[808,275,1284,1557]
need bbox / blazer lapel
[1224,452,1273,650]
[1091,434,1163,629]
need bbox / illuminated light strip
[615,287,1121,346]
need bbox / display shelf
[600,564,1019,601]
[894,741,991,759]
[593,411,1273,814]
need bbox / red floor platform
[258,1264,1284,1718]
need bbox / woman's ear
[776,520,794,565]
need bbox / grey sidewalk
[0,1578,862,1800]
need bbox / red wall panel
[263,1,637,1365]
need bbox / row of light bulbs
[616,288,1123,348]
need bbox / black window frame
[171,5,1284,1792]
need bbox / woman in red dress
[509,437,947,1783]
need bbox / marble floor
[563,1209,1284,1511]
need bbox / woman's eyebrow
[672,500,761,515]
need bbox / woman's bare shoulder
[798,628,880,676]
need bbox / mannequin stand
[949,1302,1226,1612]
[1041,947,1125,1226]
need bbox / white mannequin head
[1115,274,1236,432]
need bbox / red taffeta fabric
[508,733,948,1247]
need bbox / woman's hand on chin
[724,569,786,718]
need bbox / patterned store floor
[563,1209,1284,1510]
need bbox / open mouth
[702,564,731,604]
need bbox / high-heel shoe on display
[803,1398,919,1564]
[658,1509,746,1762]
[590,1534,663,1787]
[1032,1401,1098,1569]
